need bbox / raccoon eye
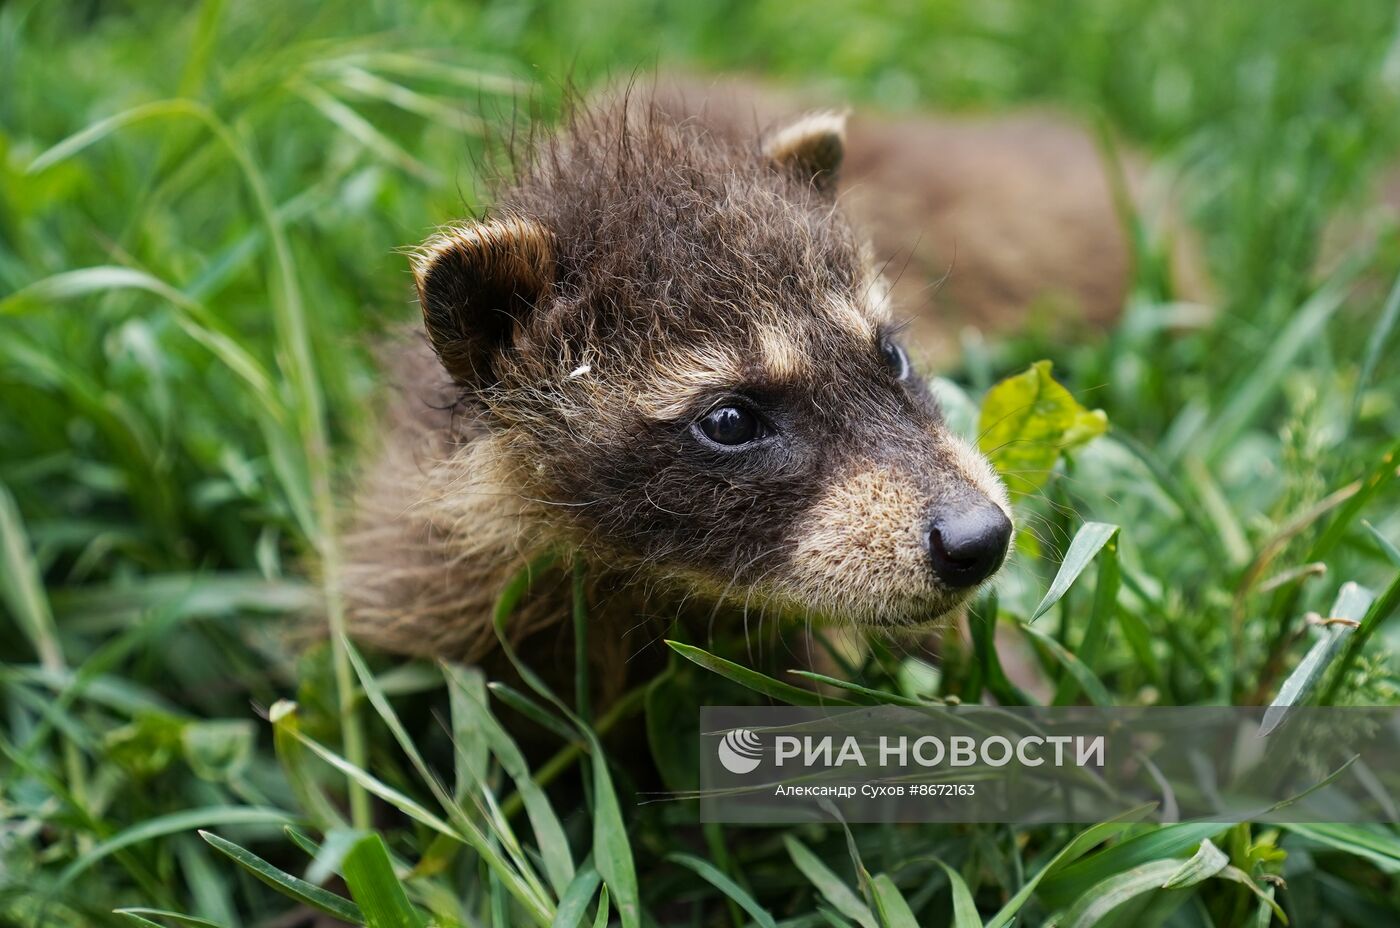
[695,404,765,447]
[880,337,910,380]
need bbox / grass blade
[786,670,927,705]
[444,663,576,897]
[292,81,440,183]
[1351,267,1400,424]
[1281,824,1400,873]
[1321,568,1400,705]
[870,874,920,928]
[969,592,1032,706]
[784,836,877,928]
[592,885,610,928]
[669,852,778,928]
[1261,582,1371,734]
[1030,522,1120,622]
[1059,859,1184,928]
[666,640,856,707]
[1017,621,1113,707]
[1054,532,1120,704]
[285,715,553,925]
[551,864,603,928]
[1364,520,1400,568]
[199,831,364,924]
[342,832,427,928]
[487,681,576,741]
[1038,824,1228,908]
[345,639,546,898]
[492,560,641,928]
[269,701,347,832]
[57,806,293,887]
[985,805,1154,928]
[1206,267,1359,462]
[1160,838,1229,888]
[0,482,66,678]
[1217,866,1289,924]
[935,860,983,928]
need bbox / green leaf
[345,640,556,915]
[1060,842,1265,928]
[492,559,641,928]
[487,681,576,741]
[977,360,1107,499]
[447,665,491,801]
[285,713,554,926]
[342,832,426,928]
[784,836,878,928]
[1160,839,1230,888]
[985,806,1154,928]
[0,481,65,674]
[1364,521,1400,568]
[1059,859,1186,928]
[935,860,984,928]
[666,640,856,707]
[443,663,576,897]
[57,805,294,887]
[969,593,1032,706]
[1262,582,1371,734]
[669,853,777,928]
[1217,866,1289,924]
[787,670,929,706]
[199,831,364,925]
[1017,621,1113,707]
[1206,269,1358,462]
[870,874,920,928]
[1351,268,1400,424]
[1038,824,1228,908]
[551,864,603,928]
[1031,522,1120,622]
[1054,530,1121,704]
[269,700,347,832]
[1281,824,1400,873]
[1321,567,1400,705]
[593,886,611,928]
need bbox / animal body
[341,80,1144,700]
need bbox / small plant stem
[573,560,591,723]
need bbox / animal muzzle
[925,500,1012,588]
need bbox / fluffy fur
[342,90,1012,684]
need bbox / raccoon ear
[411,215,555,388]
[764,110,848,194]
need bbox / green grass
[4,0,1400,925]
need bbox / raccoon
[340,93,1013,699]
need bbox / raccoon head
[410,103,1011,628]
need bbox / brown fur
[645,74,1209,364]
[341,87,1015,680]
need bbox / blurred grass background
[4,0,1400,925]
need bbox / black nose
[927,504,1012,588]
